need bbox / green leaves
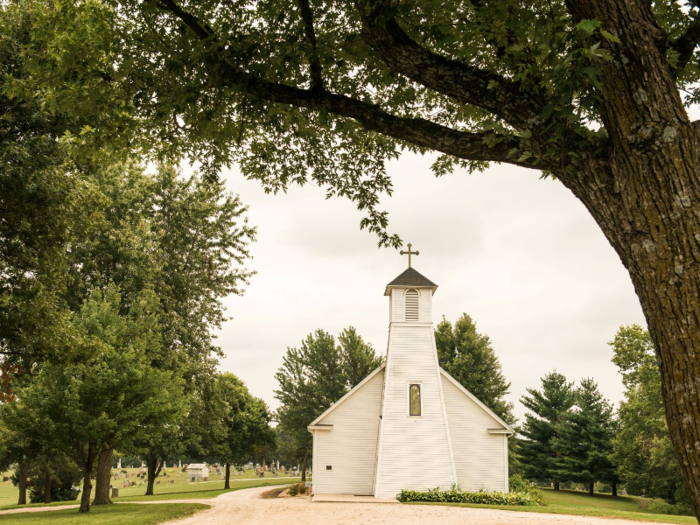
[610,325,688,504]
[274,327,383,457]
[435,314,514,425]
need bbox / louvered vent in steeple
[405,289,419,321]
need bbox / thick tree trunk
[612,482,617,497]
[79,446,98,514]
[589,483,594,496]
[93,447,113,505]
[224,462,230,490]
[145,452,162,496]
[16,463,29,505]
[562,0,700,518]
[44,470,52,504]
[553,480,560,491]
[300,448,308,483]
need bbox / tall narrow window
[409,384,421,416]
[405,289,419,321]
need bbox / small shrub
[636,497,694,516]
[288,484,298,496]
[398,488,546,506]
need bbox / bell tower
[373,248,457,499]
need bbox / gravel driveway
[165,486,674,525]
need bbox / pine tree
[518,371,575,489]
[553,378,617,495]
[435,314,514,425]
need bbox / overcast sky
[205,151,647,422]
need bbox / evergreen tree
[553,378,617,495]
[435,314,514,425]
[519,371,575,489]
[274,327,382,481]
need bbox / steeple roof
[384,267,438,296]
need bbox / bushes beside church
[398,483,546,506]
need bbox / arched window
[409,384,421,416]
[405,289,419,321]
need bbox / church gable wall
[313,368,384,495]
[441,375,508,492]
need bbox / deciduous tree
[274,327,382,481]
[435,314,514,425]
[12,288,185,513]
[611,325,688,504]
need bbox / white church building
[308,258,513,500]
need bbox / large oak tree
[10,0,700,515]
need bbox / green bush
[398,487,546,506]
[636,497,694,516]
[508,474,545,500]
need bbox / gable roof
[440,368,514,433]
[384,267,438,296]
[308,363,513,435]
[308,364,386,428]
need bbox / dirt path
[163,486,681,525]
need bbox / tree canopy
[435,313,514,425]
[611,325,689,505]
[274,327,382,479]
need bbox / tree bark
[612,482,617,497]
[300,448,308,483]
[44,470,52,504]
[224,462,230,490]
[589,483,594,496]
[79,446,97,514]
[93,446,113,505]
[560,0,700,518]
[16,463,29,505]
[553,480,560,491]
[144,452,162,496]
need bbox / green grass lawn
[0,467,299,510]
[408,489,699,524]
[114,477,300,502]
[0,503,207,525]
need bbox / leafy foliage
[274,327,382,462]
[610,325,688,505]
[435,314,514,425]
[398,487,546,506]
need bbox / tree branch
[354,0,545,131]
[297,0,324,90]
[149,0,541,169]
[671,16,700,74]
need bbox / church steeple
[385,266,438,323]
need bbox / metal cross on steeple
[400,243,419,268]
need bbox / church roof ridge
[384,267,438,296]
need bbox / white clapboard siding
[419,288,432,322]
[391,288,405,322]
[374,324,456,499]
[313,368,384,495]
[441,372,508,492]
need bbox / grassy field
[0,503,207,524]
[409,489,699,524]
[0,467,300,509]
